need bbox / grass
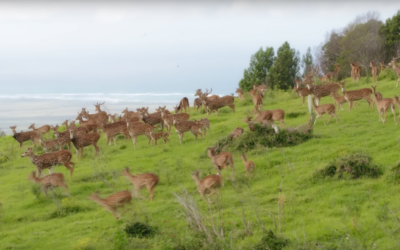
[1,75,400,249]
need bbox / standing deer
[122,107,140,121]
[380,62,386,72]
[339,82,372,111]
[10,126,40,149]
[229,127,244,140]
[311,97,337,125]
[37,137,64,152]
[199,118,210,136]
[371,85,383,107]
[388,56,400,87]
[370,61,379,82]
[235,88,245,101]
[330,92,347,111]
[191,171,222,204]
[294,80,312,105]
[372,92,395,123]
[21,147,75,177]
[207,147,234,184]
[96,120,128,146]
[250,85,263,111]
[306,81,340,106]
[52,128,71,150]
[81,107,108,125]
[149,131,170,145]
[241,154,256,177]
[193,98,203,111]
[194,88,219,101]
[126,120,153,149]
[69,129,100,159]
[320,64,340,83]
[138,107,166,130]
[88,191,132,219]
[199,90,235,116]
[175,97,190,113]
[173,117,203,144]
[121,167,159,201]
[75,113,99,133]
[159,106,189,133]
[27,171,69,197]
[28,123,51,139]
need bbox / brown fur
[193,98,203,111]
[241,154,256,177]
[121,167,159,201]
[339,82,373,111]
[27,171,69,197]
[28,123,51,139]
[370,61,379,82]
[199,94,235,116]
[311,98,337,125]
[388,56,400,87]
[235,88,245,101]
[88,191,132,219]
[149,131,170,145]
[372,93,395,123]
[69,130,100,159]
[207,147,234,184]
[175,97,190,113]
[160,107,190,133]
[230,127,244,139]
[191,171,222,204]
[294,82,312,105]
[252,108,285,126]
[330,92,347,110]
[371,85,383,107]
[126,120,153,149]
[10,126,40,149]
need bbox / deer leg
[43,187,49,198]
[302,96,305,105]
[383,109,388,123]
[148,186,155,201]
[391,105,396,124]
[75,149,79,159]
[133,136,137,149]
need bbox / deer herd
[6,53,400,218]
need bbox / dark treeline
[239,10,400,91]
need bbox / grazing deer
[371,85,383,107]
[10,126,40,149]
[241,154,255,177]
[96,120,128,146]
[207,147,234,184]
[21,147,75,177]
[229,127,244,140]
[193,98,203,111]
[173,117,203,144]
[28,123,51,139]
[330,92,347,111]
[370,61,379,82]
[293,80,312,105]
[320,64,340,83]
[126,120,153,149]
[27,171,69,198]
[121,167,159,201]
[339,82,372,111]
[388,56,400,87]
[175,97,190,113]
[69,129,100,159]
[311,97,337,125]
[252,108,285,126]
[250,85,263,111]
[199,91,235,115]
[235,88,245,101]
[194,88,219,101]
[199,118,210,136]
[191,171,222,204]
[159,106,189,133]
[372,92,395,123]
[88,191,132,219]
[149,131,170,145]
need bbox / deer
[9,126,40,149]
[370,61,379,82]
[69,129,100,159]
[69,120,89,136]
[80,107,108,125]
[350,62,361,83]
[37,136,64,152]
[339,81,373,111]
[199,91,235,116]
[88,191,132,219]
[371,85,383,107]
[193,98,203,111]
[330,92,347,111]
[311,97,337,125]
[293,80,312,105]
[27,171,70,198]
[126,120,153,149]
[21,147,75,177]
[108,114,118,123]
[52,126,71,150]
[380,62,386,72]
[199,118,210,136]
[121,167,159,201]
[175,97,190,113]
[235,88,245,101]
[149,131,170,145]
[372,92,395,123]
[252,107,285,126]
[122,107,140,121]
[74,113,99,133]
[96,120,128,146]
[250,85,263,111]
[229,127,244,140]
[194,88,219,101]
[302,65,319,85]
[207,147,234,185]
[28,123,51,139]
[305,79,340,106]
[191,171,222,204]
[173,117,203,144]
[388,55,400,87]
[241,154,256,178]
[159,106,190,133]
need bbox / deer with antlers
[126,119,153,149]
[175,97,190,113]
[173,117,203,144]
[51,125,71,150]
[121,167,159,201]
[293,79,312,105]
[69,129,100,159]
[235,88,245,101]
[121,107,140,121]
[388,55,400,87]
[207,147,234,184]
[311,97,337,125]
[199,89,235,116]
[138,107,167,130]
[370,61,379,82]
[88,191,132,219]
[21,147,75,177]
[27,171,70,198]
[10,126,40,149]
[159,106,189,133]
[339,82,372,111]
[191,171,222,204]
[241,154,256,178]
[80,104,108,125]
[28,123,51,139]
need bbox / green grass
[1,75,400,249]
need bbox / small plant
[119,145,127,150]
[254,230,289,250]
[286,112,306,119]
[124,221,158,238]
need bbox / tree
[239,47,275,91]
[381,10,400,59]
[267,42,300,90]
[301,47,313,77]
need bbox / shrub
[314,152,382,179]
[124,221,158,238]
[286,112,306,119]
[254,230,289,250]
[387,161,400,184]
[119,145,127,150]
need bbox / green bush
[314,152,382,179]
[379,68,398,81]
[254,230,289,250]
[124,221,158,238]
[286,112,306,119]
[387,161,400,183]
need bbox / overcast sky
[0,1,398,95]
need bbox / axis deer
[339,82,372,111]
[207,147,234,184]
[21,147,75,177]
[199,92,235,116]
[194,88,219,101]
[241,154,256,177]
[311,97,337,125]
[52,129,71,150]
[320,64,340,83]
[75,113,99,133]
[393,96,400,125]
[175,97,190,113]
[69,121,89,136]
[388,56,400,87]
[122,108,140,121]
[293,81,312,105]
[370,61,379,82]
[306,81,340,106]
[235,88,245,101]
[250,85,263,111]
[350,62,361,83]
[88,191,132,219]
[81,107,108,124]
[28,123,51,139]
[121,167,159,201]
[372,93,395,123]
[252,108,285,126]
[159,106,190,133]
[173,117,203,144]
[229,127,244,140]
[27,171,69,198]
[108,114,118,123]
[126,120,153,149]
[371,85,383,107]
[193,98,203,111]
[330,92,347,110]
[302,66,319,85]
[191,171,222,204]
[149,131,170,145]
[38,137,64,152]
[96,120,128,146]
[69,129,100,159]
[10,126,40,149]
[199,118,210,136]
[138,107,166,130]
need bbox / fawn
[191,171,222,204]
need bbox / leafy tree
[301,47,314,77]
[239,47,274,91]
[267,42,300,90]
[381,10,400,59]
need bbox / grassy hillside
[1,74,400,250]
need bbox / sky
[0,1,398,133]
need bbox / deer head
[94,102,105,112]
[21,147,33,157]
[194,89,202,96]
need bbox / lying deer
[241,154,256,177]
[27,171,69,198]
[121,167,159,201]
[207,147,234,185]
[88,191,132,219]
[191,171,222,204]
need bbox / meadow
[1,72,400,249]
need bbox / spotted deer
[97,120,128,146]
[229,127,244,140]
[21,147,75,177]
[52,127,71,150]
[302,66,319,85]
[173,117,203,144]
[330,92,347,111]
[371,85,383,107]
[199,92,235,116]
[193,98,203,111]
[320,64,340,83]
[252,107,285,126]
[149,131,170,145]
[27,171,69,197]
[81,107,108,124]
[122,108,140,121]
[69,129,100,159]
[126,120,153,149]
[75,113,99,133]
[199,118,210,136]
[10,126,40,149]
[175,97,190,113]
[393,96,400,125]
[350,62,361,83]
[241,154,256,177]
[28,123,51,139]
[191,171,222,204]
[38,137,64,152]
[311,97,337,125]
[294,80,312,105]
[207,147,234,184]
[372,92,395,123]
[88,191,132,219]
[339,82,372,111]
[388,56,400,87]
[235,88,245,101]
[108,114,118,123]
[159,106,190,133]
[138,108,166,130]
[370,61,379,82]
[306,81,340,106]
[69,120,90,137]
[194,88,219,101]
[250,85,263,111]
[121,167,159,201]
